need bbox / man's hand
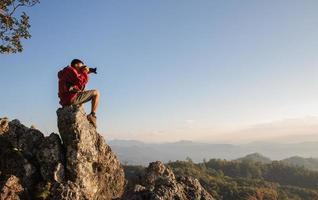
[82,66,90,73]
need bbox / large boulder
[56,106,126,200]
[122,161,214,200]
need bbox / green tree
[0,0,39,54]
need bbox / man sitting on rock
[58,59,99,128]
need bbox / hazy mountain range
[109,139,318,166]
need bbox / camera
[82,66,97,74]
[89,67,97,74]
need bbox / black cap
[71,59,84,67]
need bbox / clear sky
[1,0,318,143]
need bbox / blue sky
[1,0,318,143]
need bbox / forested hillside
[124,158,318,200]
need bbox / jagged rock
[122,161,214,200]
[0,118,9,133]
[49,181,87,200]
[0,175,25,200]
[1,109,212,200]
[0,117,64,199]
[56,106,126,200]
[36,133,65,183]
[0,108,126,200]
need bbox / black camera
[89,67,97,74]
[82,66,97,74]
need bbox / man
[58,59,99,128]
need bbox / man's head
[71,59,84,70]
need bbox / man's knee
[92,89,100,97]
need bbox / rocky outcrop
[122,161,214,200]
[0,106,125,200]
[55,106,125,200]
[0,106,213,200]
[0,117,64,199]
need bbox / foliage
[123,165,146,188]
[36,182,51,200]
[0,0,39,53]
[204,159,318,189]
[124,158,318,200]
[281,156,318,171]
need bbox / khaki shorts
[72,90,95,105]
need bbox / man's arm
[65,67,89,89]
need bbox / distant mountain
[109,139,240,165]
[236,153,272,164]
[109,139,318,165]
[281,156,318,171]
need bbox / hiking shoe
[87,114,97,128]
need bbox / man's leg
[73,89,99,113]
[87,89,99,128]
[72,90,99,128]
[91,90,100,114]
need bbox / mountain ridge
[109,139,318,165]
